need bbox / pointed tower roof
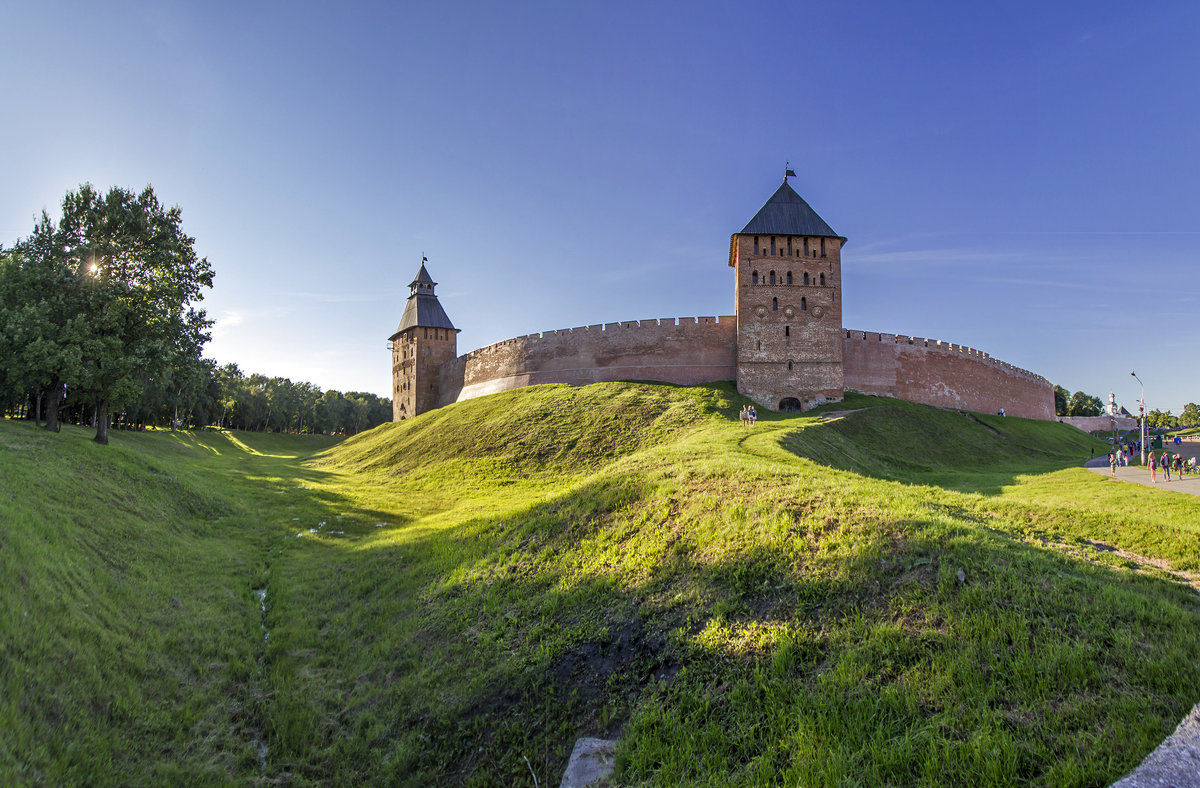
[391,260,457,338]
[740,180,839,238]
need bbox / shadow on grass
[262,468,1200,787]
[775,396,1105,496]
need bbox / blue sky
[3,1,1197,415]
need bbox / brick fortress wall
[436,316,737,407]
[842,330,1054,419]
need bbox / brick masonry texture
[392,186,1057,421]
[842,331,1054,419]
[436,317,736,407]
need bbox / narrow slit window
[785,325,790,337]
[820,238,826,257]
[772,297,778,311]
[770,237,776,255]
[769,271,776,284]
[754,236,759,254]
[787,237,793,256]
[820,273,826,286]
[801,297,807,310]
[803,272,809,285]
[786,271,793,285]
[803,237,809,256]
[752,270,758,284]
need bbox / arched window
[803,237,809,256]
[787,361,793,370]
[786,271,793,285]
[801,297,807,311]
[754,236,759,254]
[752,271,758,284]
[803,272,809,285]
[820,238,826,257]
[769,271,776,284]
[819,273,826,286]
[787,237,793,256]
[772,297,778,311]
[770,237,776,255]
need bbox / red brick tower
[730,177,846,411]
[389,261,459,420]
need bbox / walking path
[1084,457,1200,495]
[1083,452,1200,786]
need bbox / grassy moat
[3,383,1199,786]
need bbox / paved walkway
[1085,457,1200,495]
[1083,453,1200,786]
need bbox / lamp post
[1131,371,1145,465]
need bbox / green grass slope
[3,383,1199,787]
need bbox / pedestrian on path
[1150,452,1158,483]
[1163,452,1171,481]
[1109,451,1117,477]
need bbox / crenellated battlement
[392,179,1056,421]
[843,329,1048,385]
[462,316,735,361]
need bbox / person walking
[1109,450,1117,477]
[748,406,757,426]
[739,405,748,427]
[1162,451,1171,481]
[1149,452,1158,483]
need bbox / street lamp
[1131,371,1145,465]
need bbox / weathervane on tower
[784,162,796,183]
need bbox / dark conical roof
[390,262,457,338]
[410,264,435,286]
[741,181,839,237]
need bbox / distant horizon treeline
[1053,384,1199,428]
[1,359,392,435]
[0,182,392,439]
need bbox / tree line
[1053,384,1199,428]
[0,184,391,440]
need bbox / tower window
[787,237,792,256]
[821,238,826,257]
[752,270,758,284]
[803,237,809,256]
[769,271,776,284]
[770,237,776,255]
[788,361,793,370]
[820,273,826,286]
[772,298,778,311]
[803,272,809,285]
[785,325,790,337]
[754,236,759,254]
[757,340,762,350]
[786,271,792,285]
[801,297,807,311]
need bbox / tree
[0,227,92,431]
[1068,391,1103,417]
[1182,403,1200,427]
[1053,385,1070,417]
[19,184,214,443]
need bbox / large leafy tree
[1181,402,1200,427]
[1053,385,1070,417]
[1067,390,1103,417]
[16,184,213,444]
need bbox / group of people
[1107,447,1198,481]
[1147,450,1198,483]
[739,405,758,426]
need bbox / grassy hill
[3,383,1199,786]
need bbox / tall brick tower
[730,177,846,411]
[389,261,459,421]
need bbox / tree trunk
[34,390,43,427]
[94,400,110,445]
[43,385,61,433]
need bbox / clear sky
[3,1,1197,415]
